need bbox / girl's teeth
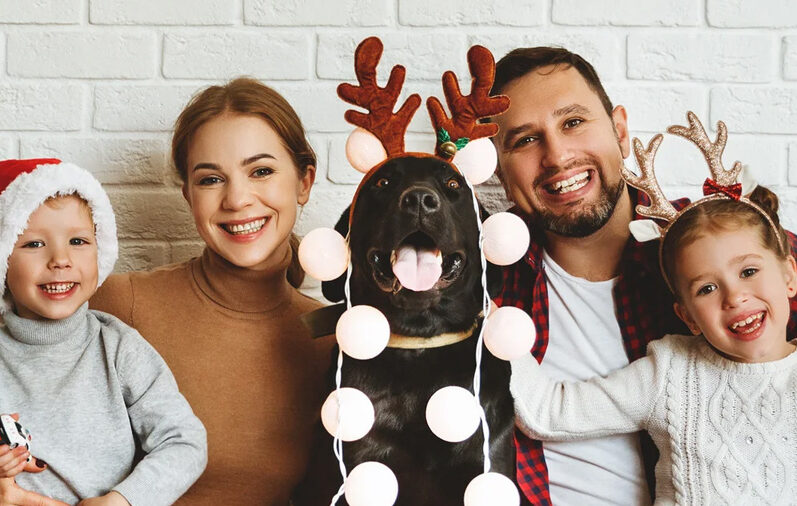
[224,218,266,235]
[730,312,764,330]
[41,282,75,294]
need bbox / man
[489,48,686,506]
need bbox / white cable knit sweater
[511,334,797,505]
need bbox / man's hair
[491,47,614,117]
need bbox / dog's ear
[321,206,351,303]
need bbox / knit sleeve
[89,273,134,326]
[511,336,676,441]
[107,321,207,506]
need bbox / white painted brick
[245,0,390,26]
[275,83,351,133]
[295,186,357,233]
[628,33,775,83]
[107,188,197,240]
[775,188,797,231]
[782,37,797,81]
[471,31,624,82]
[0,137,16,159]
[8,32,156,79]
[163,32,309,80]
[553,0,700,26]
[0,84,84,131]
[0,0,81,24]
[707,0,797,27]
[711,87,797,135]
[788,143,797,185]
[306,134,330,184]
[115,241,169,272]
[607,84,707,132]
[94,85,199,131]
[317,33,468,81]
[629,132,785,186]
[169,241,206,264]
[20,137,169,184]
[399,0,544,26]
[90,0,237,25]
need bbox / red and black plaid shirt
[495,188,797,505]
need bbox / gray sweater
[0,303,207,505]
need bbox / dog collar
[386,318,480,349]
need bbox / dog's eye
[446,178,460,189]
[375,178,390,188]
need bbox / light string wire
[465,176,493,475]
[330,251,355,506]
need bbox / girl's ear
[784,255,797,298]
[674,302,701,336]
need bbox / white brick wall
[1,0,796,274]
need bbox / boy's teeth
[224,218,266,235]
[41,282,75,293]
[549,171,589,194]
[730,312,764,331]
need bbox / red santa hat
[0,158,118,313]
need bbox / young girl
[511,116,797,504]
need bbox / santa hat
[0,158,118,313]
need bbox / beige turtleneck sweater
[90,248,334,505]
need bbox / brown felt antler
[337,37,421,157]
[620,134,679,222]
[667,111,742,188]
[427,45,510,159]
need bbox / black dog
[294,155,519,505]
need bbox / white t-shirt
[532,250,651,505]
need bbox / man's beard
[532,170,626,238]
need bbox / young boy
[0,159,207,505]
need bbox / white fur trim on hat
[0,162,118,313]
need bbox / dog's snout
[400,186,440,215]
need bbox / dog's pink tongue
[392,246,442,292]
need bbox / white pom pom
[344,461,399,506]
[425,386,481,443]
[464,472,520,506]
[337,305,391,360]
[482,212,530,266]
[298,227,349,281]
[346,127,388,174]
[321,388,374,441]
[484,306,536,361]
[452,138,498,185]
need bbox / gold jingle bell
[439,141,458,159]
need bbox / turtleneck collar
[3,302,90,346]
[191,247,294,313]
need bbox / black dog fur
[294,155,522,505]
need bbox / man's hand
[77,491,129,506]
[0,478,68,506]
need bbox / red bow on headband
[703,178,742,200]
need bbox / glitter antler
[667,111,742,188]
[337,37,421,157]
[620,134,679,222]
[426,45,510,158]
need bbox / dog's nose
[400,186,440,215]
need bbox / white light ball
[321,388,374,442]
[482,212,530,266]
[344,461,399,506]
[425,386,481,443]
[298,227,349,281]
[464,472,520,506]
[346,127,388,173]
[484,306,536,361]
[337,305,390,360]
[452,138,498,185]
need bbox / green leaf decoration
[437,128,451,144]
[454,137,470,150]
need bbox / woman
[90,78,334,504]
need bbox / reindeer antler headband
[621,111,782,291]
